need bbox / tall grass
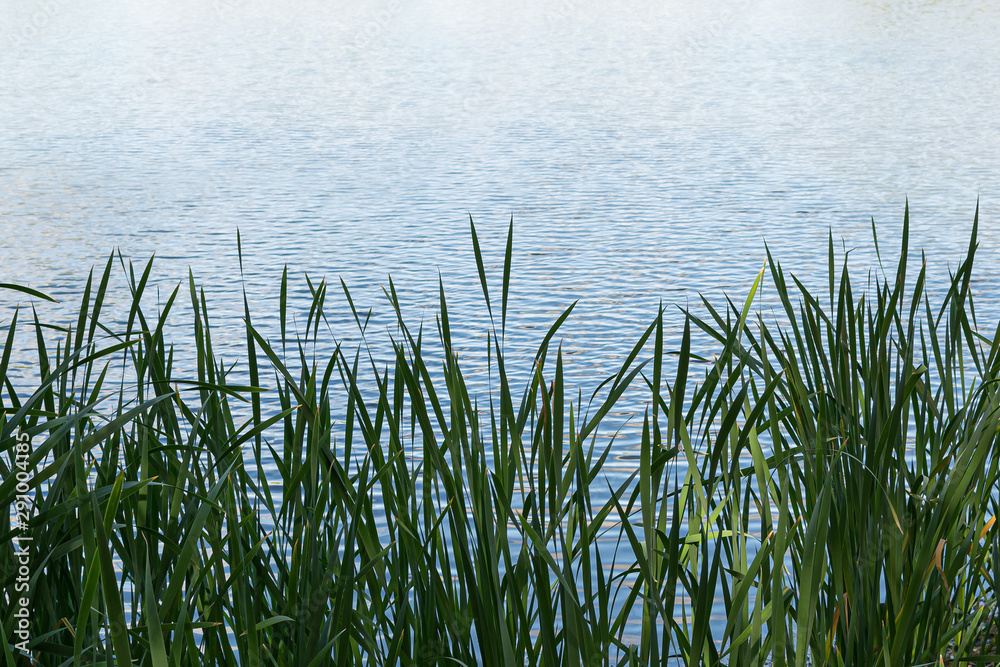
[2,205,998,666]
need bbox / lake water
[3,0,1000,654]
[5,0,1000,468]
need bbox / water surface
[2,0,1000,650]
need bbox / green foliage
[1,205,998,666]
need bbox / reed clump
[1,205,998,666]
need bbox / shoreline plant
[1,204,998,665]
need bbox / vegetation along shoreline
[1,204,998,666]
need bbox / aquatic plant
[1,205,997,665]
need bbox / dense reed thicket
[2,206,999,666]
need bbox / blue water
[3,0,1000,657]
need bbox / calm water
[4,0,1000,360]
[3,0,1000,651]
[5,0,1000,449]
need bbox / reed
[1,205,997,666]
